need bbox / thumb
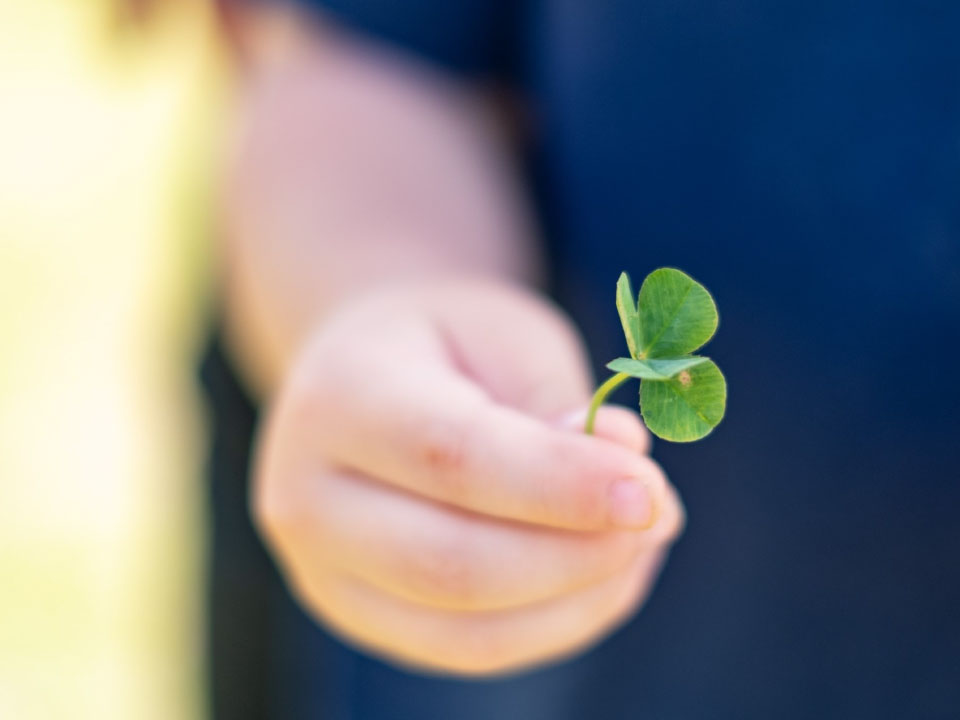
[431,281,595,418]
[425,281,651,454]
[554,404,652,456]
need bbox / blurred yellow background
[0,1,226,717]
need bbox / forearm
[220,14,540,394]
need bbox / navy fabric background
[207,2,960,718]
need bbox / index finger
[313,365,660,531]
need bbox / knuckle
[414,416,473,493]
[289,349,353,434]
[251,469,323,555]
[406,527,481,607]
[282,334,373,447]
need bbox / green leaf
[638,268,718,358]
[640,359,726,442]
[615,272,641,358]
[607,356,709,381]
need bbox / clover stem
[584,372,631,435]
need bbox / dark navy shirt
[207,2,960,718]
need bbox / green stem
[584,371,631,435]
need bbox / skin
[222,7,686,676]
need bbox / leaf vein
[664,378,713,425]
[642,282,694,356]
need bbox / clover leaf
[584,268,727,442]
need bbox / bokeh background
[0,1,224,716]
[4,2,959,719]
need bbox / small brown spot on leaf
[678,370,692,387]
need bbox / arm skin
[220,7,540,394]
[218,6,684,675]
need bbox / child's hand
[253,279,685,675]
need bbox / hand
[253,278,685,675]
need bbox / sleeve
[268,0,519,78]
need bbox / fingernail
[553,407,589,431]
[608,479,655,529]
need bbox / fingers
[253,285,687,675]
[275,468,682,612]
[288,553,663,676]
[426,282,596,419]
[306,356,659,531]
[555,404,652,456]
